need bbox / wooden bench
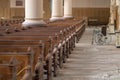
[0,27,76,65]
[0,57,19,80]
[0,33,64,79]
[0,47,38,80]
[0,18,86,80]
[0,40,53,80]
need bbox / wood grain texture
[0,0,10,19]
[73,8,110,25]
[43,0,51,19]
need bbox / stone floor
[53,28,120,80]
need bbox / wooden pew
[0,47,37,80]
[0,35,65,76]
[0,18,85,69]
[0,19,24,27]
[0,18,86,80]
[0,24,75,62]
[0,57,18,80]
[0,38,58,80]
[0,26,74,64]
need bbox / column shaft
[110,5,115,24]
[118,0,120,30]
[109,0,116,24]
[22,0,46,27]
[64,0,73,18]
[50,0,64,21]
[108,0,116,33]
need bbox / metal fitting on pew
[20,65,32,80]
[34,57,44,80]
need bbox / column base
[50,17,65,22]
[64,16,73,19]
[108,23,115,33]
[22,20,46,27]
[115,31,120,48]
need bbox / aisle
[53,28,120,80]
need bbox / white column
[110,5,115,24]
[111,0,116,6]
[108,0,116,33]
[116,0,119,6]
[110,14,114,24]
[50,0,64,22]
[22,0,46,27]
[118,0,120,30]
[109,0,116,24]
[64,0,73,19]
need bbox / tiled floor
[53,28,120,80]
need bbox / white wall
[10,0,110,8]
[72,0,110,8]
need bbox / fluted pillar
[109,6,115,24]
[64,0,73,19]
[108,0,116,33]
[116,0,119,6]
[22,0,46,27]
[50,0,64,21]
[117,0,120,30]
[116,1,120,47]
[109,0,116,24]
[115,0,120,47]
